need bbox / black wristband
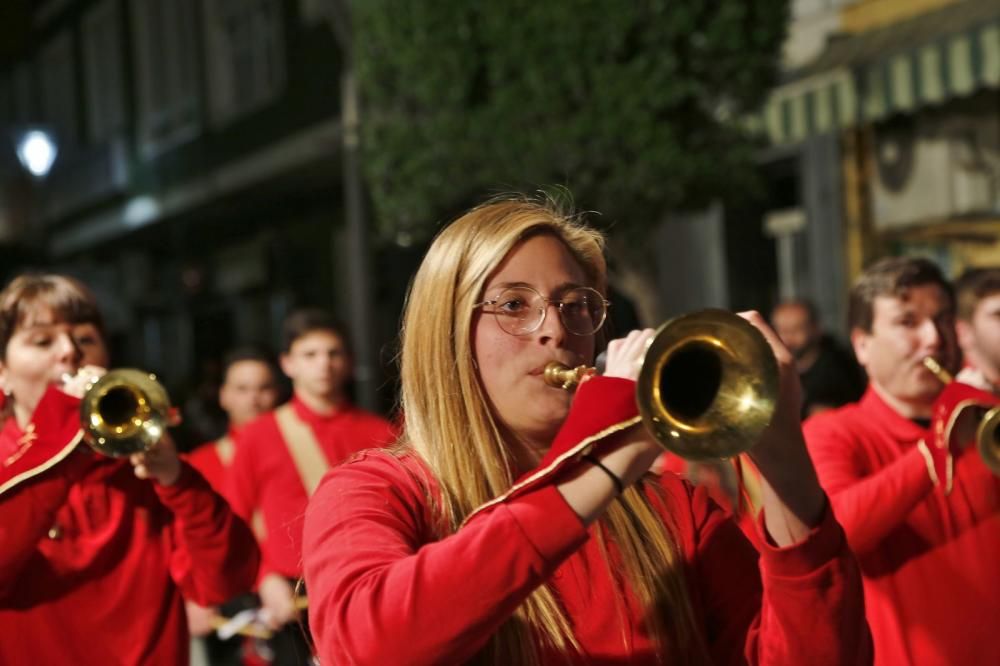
[582,453,625,494]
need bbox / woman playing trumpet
[0,274,259,665]
[302,196,871,664]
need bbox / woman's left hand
[130,431,182,486]
[736,311,826,543]
[736,311,804,462]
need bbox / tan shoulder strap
[274,404,330,496]
[214,435,235,466]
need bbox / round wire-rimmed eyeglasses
[474,285,610,336]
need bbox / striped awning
[757,3,1000,145]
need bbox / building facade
[757,0,1000,332]
[0,0,403,428]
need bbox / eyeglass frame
[473,284,611,336]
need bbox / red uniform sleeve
[804,414,934,555]
[302,454,588,665]
[689,484,872,665]
[157,462,260,606]
[0,387,94,598]
[0,453,92,599]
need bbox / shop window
[130,0,201,157]
[82,0,126,143]
[203,0,285,127]
[37,32,78,151]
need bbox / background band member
[185,346,281,665]
[770,298,866,418]
[804,257,1000,665]
[302,197,870,664]
[187,346,282,494]
[227,309,396,665]
[0,274,259,666]
[955,267,1000,391]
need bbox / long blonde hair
[399,195,706,664]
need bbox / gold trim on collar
[0,428,85,497]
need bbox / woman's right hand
[258,573,298,630]
[602,328,655,381]
[599,328,663,465]
[556,329,663,525]
[58,365,106,399]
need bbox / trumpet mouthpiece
[543,362,593,390]
[922,357,953,384]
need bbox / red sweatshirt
[186,427,240,495]
[227,394,396,580]
[0,387,260,666]
[804,387,1000,665]
[303,377,870,665]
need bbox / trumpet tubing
[921,357,1000,477]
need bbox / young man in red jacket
[227,309,396,664]
[955,267,1000,391]
[803,257,1000,665]
[185,347,281,663]
[187,347,282,494]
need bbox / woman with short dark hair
[0,273,259,665]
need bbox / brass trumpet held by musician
[544,309,779,460]
[922,357,1000,477]
[78,368,179,457]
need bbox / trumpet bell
[636,309,779,460]
[976,406,1000,476]
[81,369,171,457]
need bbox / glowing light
[123,196,161,227]
[15,130,58,177]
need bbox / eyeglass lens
[491,286,605,335]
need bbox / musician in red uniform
[228,309,396,664]
[187,347,281,494]
[955,267,1000,391]
[0,273,259,666]
[302,197,870,665]
[185,346,281,663]
[804,257,1000,665]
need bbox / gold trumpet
[80,369,175,457]
[923,357,1000,476]
[544,309,779,460]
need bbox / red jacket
[303,377,870,665]
[804,387,1000,665]
[227,394,397,580]
[186,427,241,495]
[0,387,259,666]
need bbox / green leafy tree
[351,1,788,318]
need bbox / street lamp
[5,126,59,248]
[13,127,58,178]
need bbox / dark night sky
[0,1,36,63]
